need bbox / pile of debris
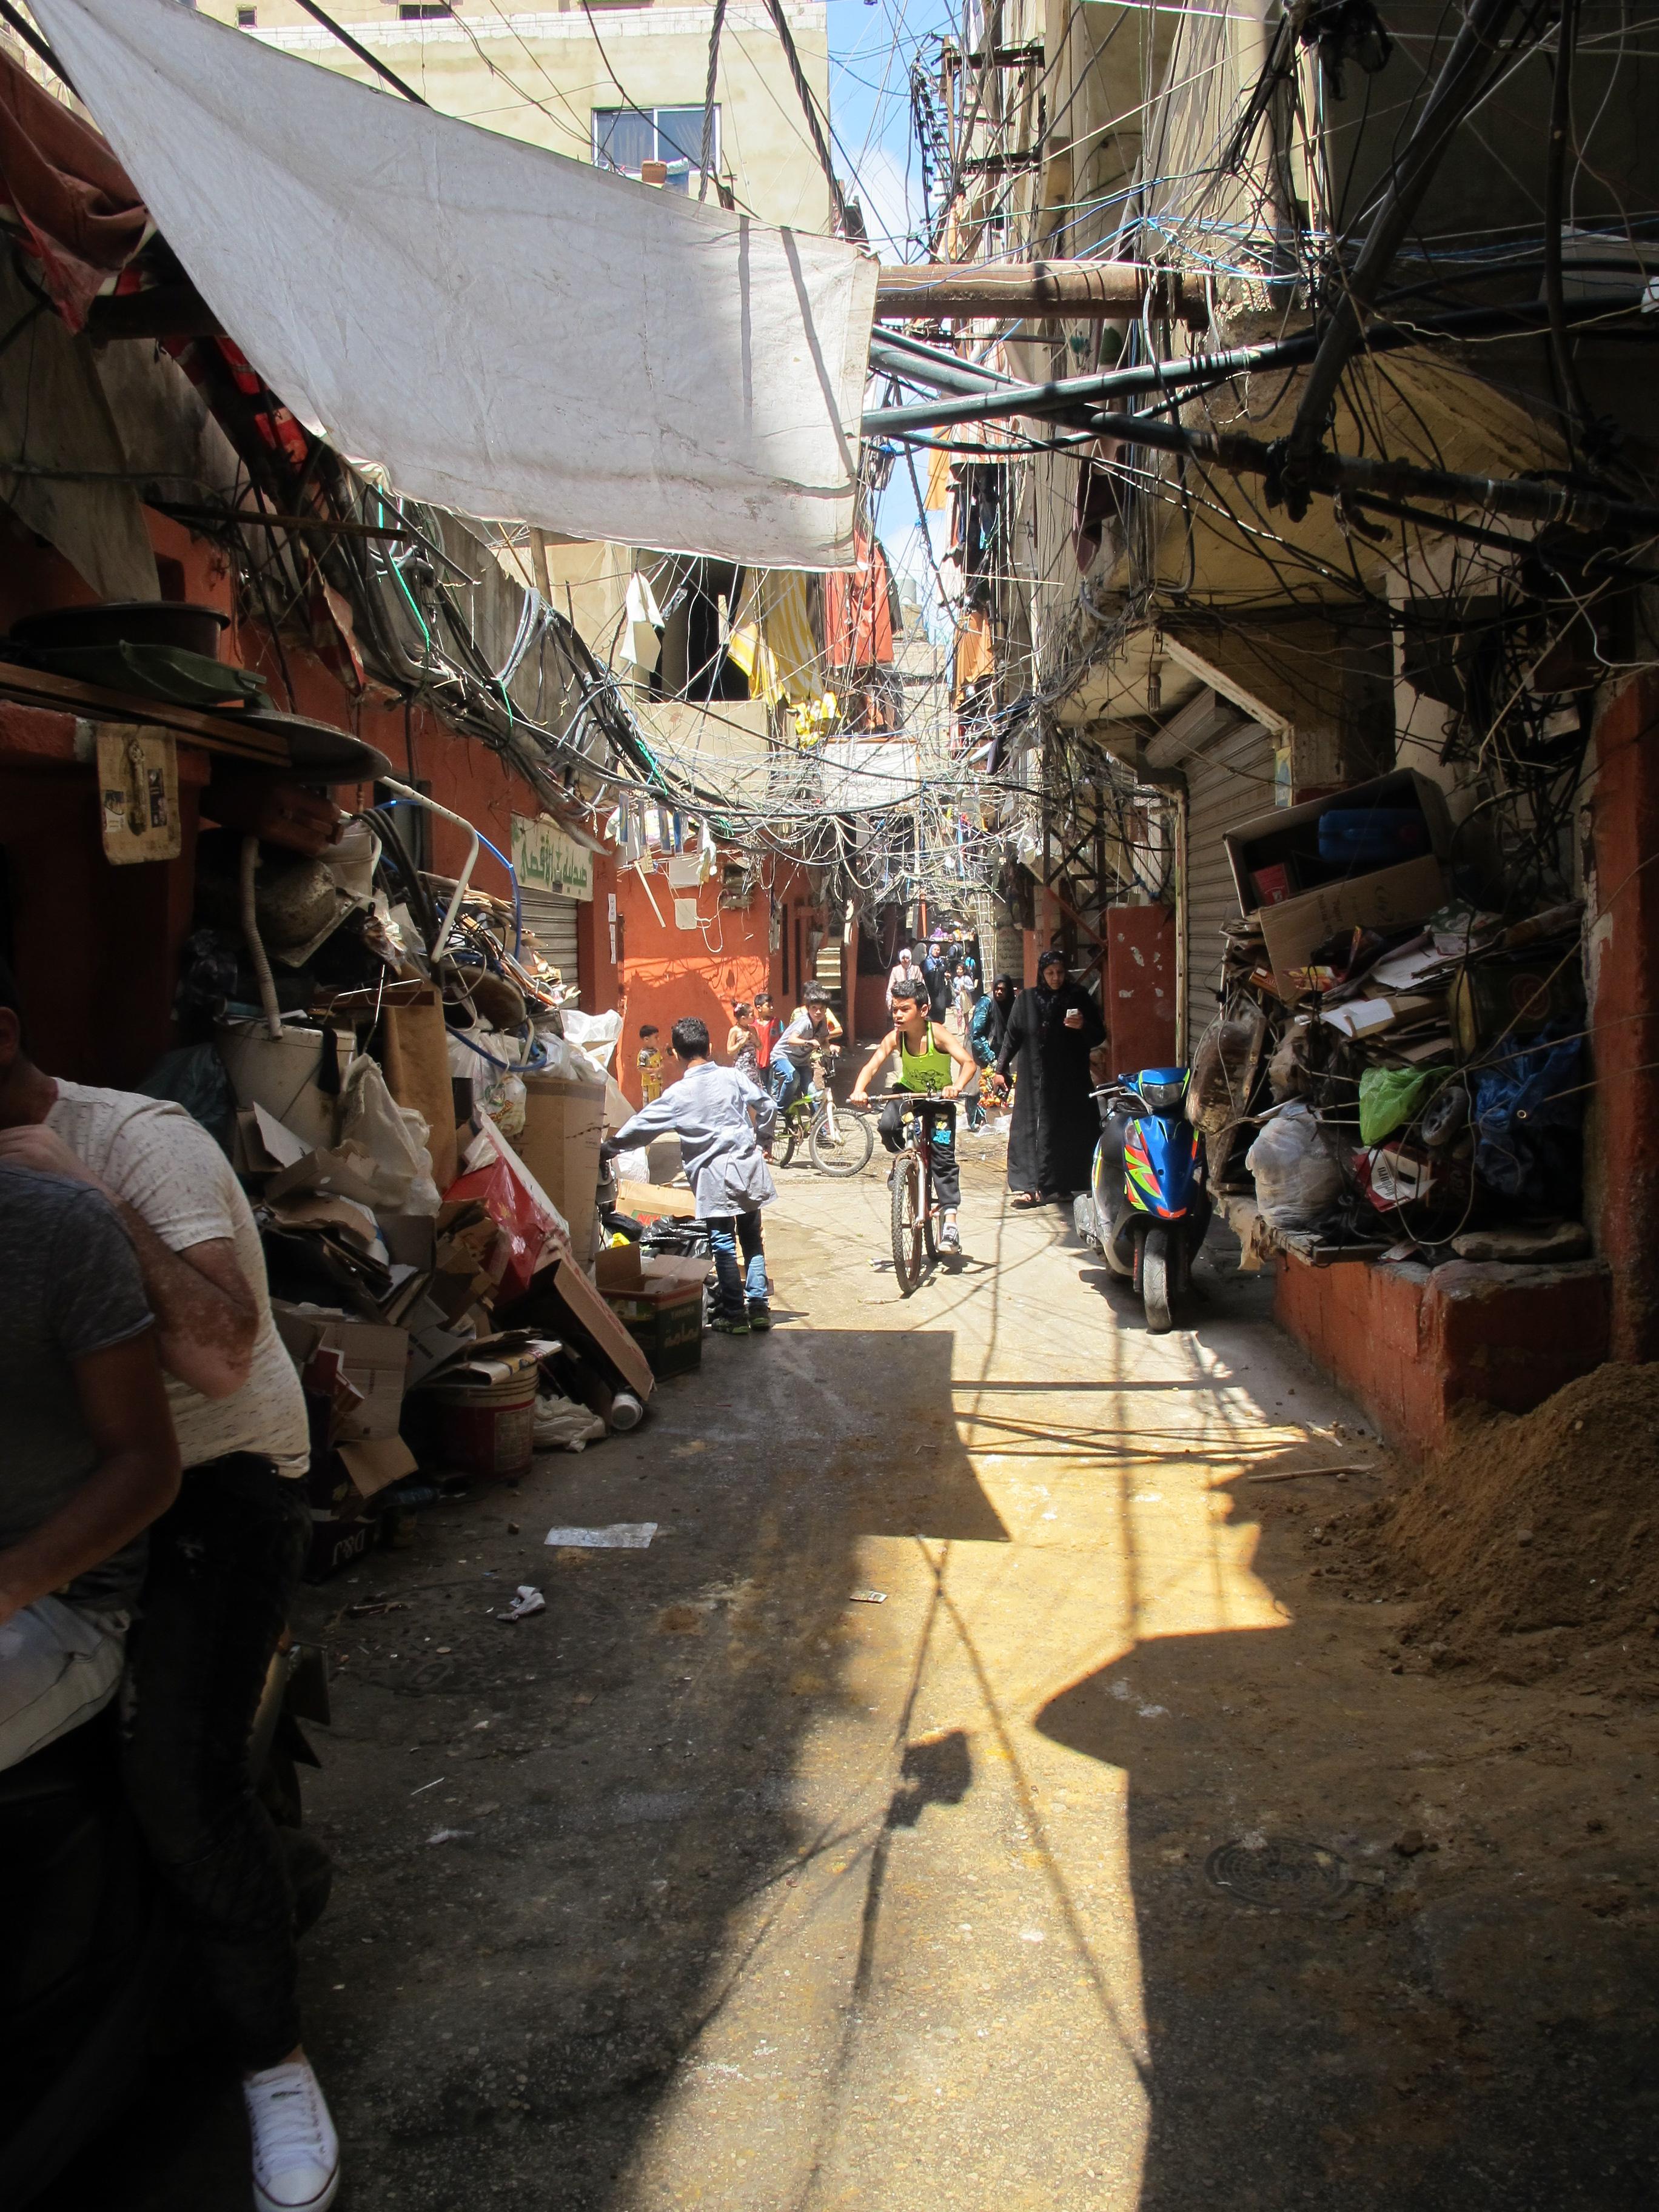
[152,777,703,1580]
[1336,1363,1659,1695]
[1188,768,1590,1267]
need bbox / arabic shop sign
[511,813,593,901]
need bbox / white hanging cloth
[35,0,876,569]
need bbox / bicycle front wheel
[776,1109,802,1169]
[891,1152,923,1293]
[810,1104,874,1177]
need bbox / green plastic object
[1358,1066,1433,1147]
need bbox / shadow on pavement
[36,1329,1004,2211]
[1035,1478,1659,2212]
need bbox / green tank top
[896,1021,953,1093]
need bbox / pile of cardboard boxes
[1192,768,1589,1262]
[220,1010,708,1578]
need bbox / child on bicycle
[848,978,975,1255]
[771,983,843,1116]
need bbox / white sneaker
[244,2057,341,2212]
[940,1220,962,1254]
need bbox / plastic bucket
[217,1019,340,1152]
[427,1369,538,1482]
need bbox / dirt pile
[1342,1362,1659,1692]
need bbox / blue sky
[828,0,960,617]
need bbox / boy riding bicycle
[771,983,843,1114]
[849,978,975,1254]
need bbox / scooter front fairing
[1123,1113,1200,1219]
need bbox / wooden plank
[0,664,290,765]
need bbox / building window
[592,106,718,194]
[398,4,453,18]
[237,4,256,22]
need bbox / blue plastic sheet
[1472,1031,1583,1201]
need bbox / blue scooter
[1074,1065,1211,1333]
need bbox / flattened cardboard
[381,990,459,1190]
[517,1076,605,1265]
[1256,856,1448,1003]
[272,1302,409,1441]
[337,1434,418,1500]
[616,1177,697,1221]
[640,1254,712,1295]
[594,1241,645,1292]
[534,1256,654,1401]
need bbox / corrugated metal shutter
[1182,722,1276,1054]
[518,887,581,991]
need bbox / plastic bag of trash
[1358,1065,1433,1147]
[534,1392,606,1452]
[1472,1030,1583,1202]
[478,1068,527,1141]
[559,1006,622,1071]
[534,1031,609,1087]
[340,1053,441,1215]
[1244,1101,1344,1228]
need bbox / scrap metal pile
[1187,771,1591,1268]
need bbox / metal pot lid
[237,712,393,784]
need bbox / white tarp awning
[34,0,876,569]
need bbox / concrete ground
[51,1145,1659,2208]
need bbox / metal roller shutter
[518,886,581,993]
[1181,722,1276,1055]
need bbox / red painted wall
[613,858,822,1105]
[1589,671,1659,1361]
[1104,905,1177,1075]
[1274,1250,1611,1460]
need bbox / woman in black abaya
[995,950,1107,1203]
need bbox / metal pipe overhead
[860,295,1652,438]
[874,261,1204,324]
[867,340,1014,400]
[1280,0,1524,510]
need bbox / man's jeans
[0,1595,126,1772]
[121,1453,311,2073]
[771,1055,805,1114]
[706,1210,768,1317]
[878,1099,962,1210]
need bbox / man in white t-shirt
[0,964,340,2212]
[886,945,923,1014]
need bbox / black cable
[1543,0,1595,462]
[761,0,849,233]
[290,0,428,104]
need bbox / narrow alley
[3,4,1659,2205]
[62,1158,1657,2212]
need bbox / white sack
[340,1053,441,1216]
[36,0,876,569]
[558,1007,623,1070]
[1244,1102,1344,1231]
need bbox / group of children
[612,973,976,1330]
[636,987,846,1119]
